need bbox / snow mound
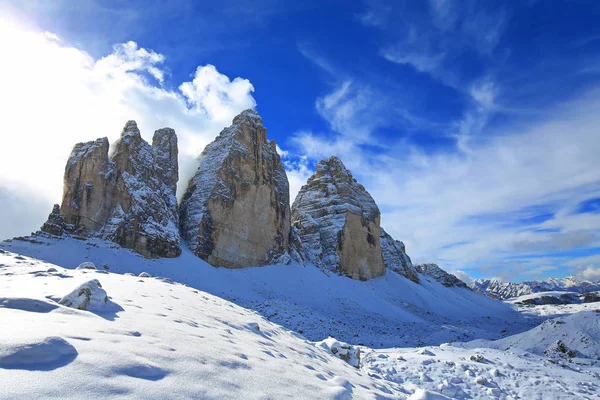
[76,262,97,270]
[0,336,77,370]
[317,337,361,367]
[0,297,59,313]
[408,388,451,400]
[463,311,600,359]
[59,279,109,311]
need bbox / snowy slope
[0,251,404,399]
[0,235,532,348]
[2,250,600,400]
[362,343,600,399]
[462,311,600,360]
[506,291,584,305]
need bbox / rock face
[291,156,385,280]
[41,204,66,236]
[416,263,469,288]
[57,121,181,258]
[380,228,419,283]
[179,109,290,268]
[472,278,533,300]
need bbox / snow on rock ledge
[416,263,469,288]
[59,279,108,311]
[316,337,361,367]
[49,121,181,258]
[179,109,290,268]
[380,227,419,283]
[292,156,385,280]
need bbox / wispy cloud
[0,15,256,238]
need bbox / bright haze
[1,0,600,282]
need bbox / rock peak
[292,157,384,280]
[232,109,262,126]
[315,156,352,178]
[55,122,181,258]
[180,110,290,268]
[121,120,140,136]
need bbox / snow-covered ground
[0,235,533,348]
[2,237,600,399]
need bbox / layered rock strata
[51,121,181,258]
[179,109,290,268]
[380,228,419,283]
[291,156,385,280]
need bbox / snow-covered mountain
[473,276,600,300]
[3,110,600,399]
[523,276,600,294]
[472,278,533,299]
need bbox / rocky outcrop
[179,109,290,268]
[472,278,533,300]
[291,156,385,280]
[41,204,66,236]
[55,121,181,258]
[380,228,419,283]
[416,263,469,288]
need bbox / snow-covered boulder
[59,279,108,311]
[316,337,361,367]
[292,156,385,280]
[179,109,290,268]
[56,121,181,258]
[76,262,96,270]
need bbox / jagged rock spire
[179,109,290,268]
[291,156,385,280]
[54,120,181,258]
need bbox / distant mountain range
[472,277,600,300]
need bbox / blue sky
[1,0,600,282]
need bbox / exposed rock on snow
[292,156,385,280]
[317,337,361,367]
[507,290,600,305]
[380,228,419,283]
[416,264,469,288]
[59,279,108,311]
[40,204,66,236]
[55,121,181,258]
[179,109,290,268]
[76,262,96,270]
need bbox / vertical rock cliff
[380,228,419,283]
[179,109,290,268]
[54,121,181,258]
[291,156,385,280]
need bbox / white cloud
[289,70,600,274]
[0,15,255,238]
[281,154,312,204]
[449,269,474,285]
[579,266,600,282]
